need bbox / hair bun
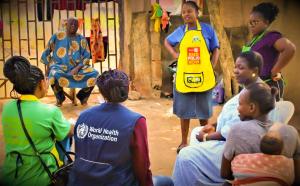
[3,56,31,84]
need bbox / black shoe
[55,97,65,107]
[79,97,88,106]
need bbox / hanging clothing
[0,20,3,37]
[161,10,170,33]
[41,31,99,89]
[52,0,86,11]
[151,3,163,32]
[37,0,51,21]
[90,18,105,63]
[37,0,86,22]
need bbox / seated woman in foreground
[69,69,173,186]
[1,56,73,186]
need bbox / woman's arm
[130,117,153,186]
[221,155,234,180]
[67,124,74,137]
[196,131,225,142]
[272,37,296,77]
[164,38,179,59]
[211,48,220,68]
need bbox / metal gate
[0,0,119,98]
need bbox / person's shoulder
[37,102,62,112]
[172,24,185,33]
[271,123,298,136]
[200,22,214,31]
[80,105,100,115]
[265,31,282,40]
[119,104,143,118]
[3,99,17,110]
[229,122,244,133]
[267,31,282,36]
[231,120,255,132]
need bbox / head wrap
[97,69,129,90]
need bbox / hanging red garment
[52,0,86,11]
[90,18,105,63]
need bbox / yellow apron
[176,21,216,93]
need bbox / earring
[252,73,256,77]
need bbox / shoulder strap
[184,20,201,32]
[247,30,267,48]
[56,141,73,163]
[16,100,54,180]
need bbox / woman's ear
[253,67,259,75]
[39,79,48,96]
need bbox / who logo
[77,123,89,139]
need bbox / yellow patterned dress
[41,31,99,88]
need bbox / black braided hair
[3,56,44,95]
[252,2,279,24]
[239,51,263,75]
[96,69,129,103]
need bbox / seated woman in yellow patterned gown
[41,17,99,106]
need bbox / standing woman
[164,1,219,153]
[243,2,296,100]
[1,56,73,186]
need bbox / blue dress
[166,22,219,119]
[41,31,99,88]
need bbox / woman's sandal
[176,144,188,154]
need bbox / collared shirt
[166,22,219,52]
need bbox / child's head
[260,131,283,155]
[238,83,277,121]
[96,69,129,103]
[3,56,46,97]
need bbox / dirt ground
[0,94,222,177]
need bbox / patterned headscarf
[97,69,129,90]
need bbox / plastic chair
[268,100,295,124]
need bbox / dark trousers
[51,80,94,103]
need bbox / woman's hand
[202,124,215,134]
[196,131,205,142]
[271,72,282,81]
